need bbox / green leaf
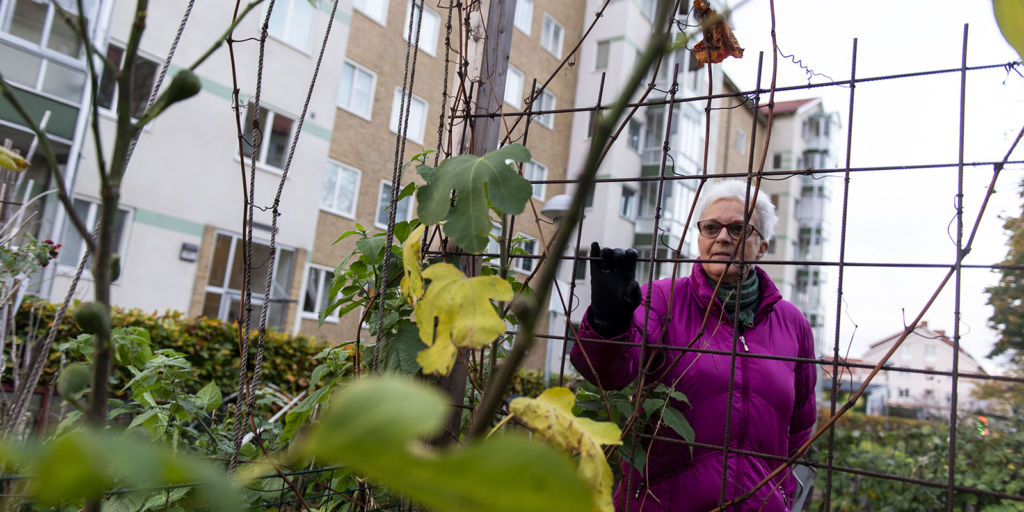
[415,144,533,253]
[193,381,222,411]
[659,406,695,445]
[994,0,1024,61]
[380,319,426,375]
[302,376,594,512]
[4,429,243,511]
[356,237,387,264]
[279,385,333,443]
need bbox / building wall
[312,0,583,369]
[861,324,988,416]
[43,1,351,338]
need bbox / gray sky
[719,0,1024,373]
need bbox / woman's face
[697,198,769,284]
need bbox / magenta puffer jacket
[570,264,817,512]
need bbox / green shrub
[12,296,326,396]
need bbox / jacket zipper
[739,334,749,352]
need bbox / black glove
[588,242,642,337]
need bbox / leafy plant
[299,375,596,512]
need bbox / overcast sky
[717,0,1024,373]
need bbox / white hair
[693,180,778,242]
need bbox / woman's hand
[588,242,642,337]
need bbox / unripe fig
[57,362,92,398]
[73,302,110,336]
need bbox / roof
[758,98,817,116]
[866,321,988,373]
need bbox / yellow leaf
[400,224,426,305]
[413,262,513,375]
[508,387,622,512]
[994,0,1024,62]
[0,146,28,173]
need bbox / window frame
[533,87,555,129]
[353,0,388,26]
[201,231,297,331]
[523,160,547,200]
[337,59,377,120]
[57,196,132,280]
[514,0,533,34]
[595,39,611,70]
[375,180,414,230]
[388,87,428,144]
[619,186,637,220]
[540,13,563,58]
[267,0,315,51]
[1,0,93,59]
[241,102,297,173]
[504,65,524,108]
[403,0,441,57]
[300,263,338,322]
[96,41,161,119]
[320,160,361,219]
[627,118,643,151]
[511,233,538,274]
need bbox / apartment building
[2,1,352,336]
[308,0,582,358]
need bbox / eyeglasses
[696,220,761,240]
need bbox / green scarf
[707,270,761,331]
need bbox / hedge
[12,296,327,396]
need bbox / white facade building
[1,0,352,333]
[858,321,989,418]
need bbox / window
[512,234,538,273]
[3,0,91,58]
[504,66,524,108]
[97,43,160,118]
[735,128,746,155]
[389,88,428,144]
[403,1,440,56]
[514,0,533,34]
[619,187,636,219]
[201,232,296,330]
[533,87,555,128]
[924,345,937,363]
[57,197,131,277]
[302,265,336,321]
[486,223,502,256]
[595,40,610,70]
[523,161,547,200]
[573,250,587,280]
[242,103,295,170]
[898,388,910,398]
[900,346,913,362]
[375,181,414,228]
[320,161,360,217]
[628,119,642,151]
[268,0,314,50]
[772,152,783,169]
[0,0,93,104]
[353,0,388,25]
[337,60,376,119]
[540,14,563,58]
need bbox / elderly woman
[570,180,817,512]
